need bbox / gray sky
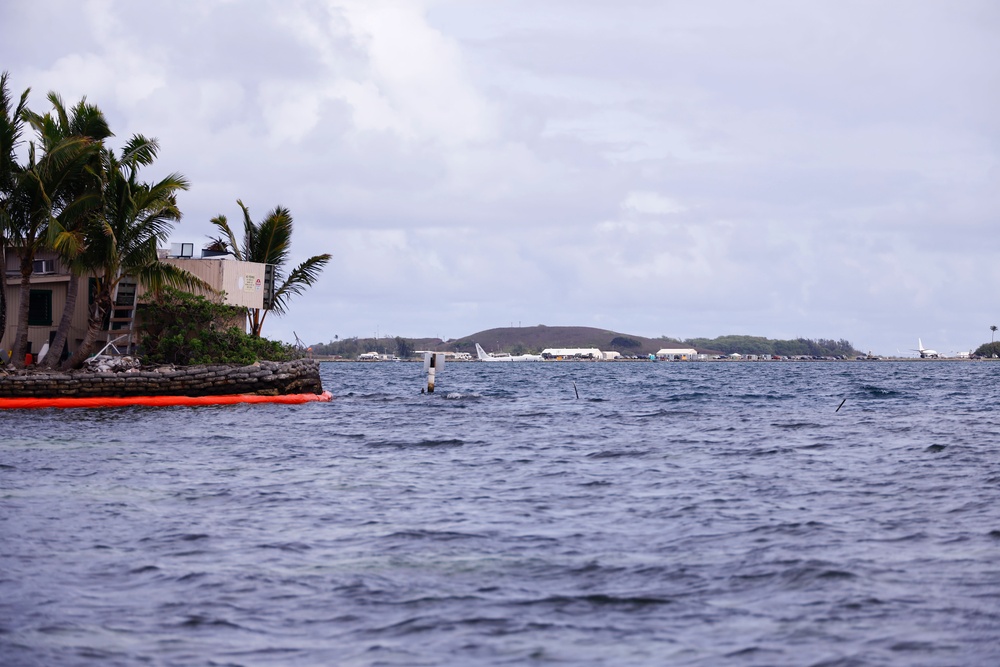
[4,0,998,355]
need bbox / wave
[444,392,482,400]
[367,438,468,448]
[858,384,904,397]
[515,593,675,609]
[585,448,651,459]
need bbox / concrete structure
[2,245,268,364]
[656,348,698,360]
[156,256,266,310]
[541,348,604,360]
[0,358,322,398]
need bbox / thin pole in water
[836,398,846,412]
[423,352,445,393]
[573,382,579,399]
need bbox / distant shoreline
[310,356,995,363]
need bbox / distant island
[309,326,862,360]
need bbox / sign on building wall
[243,274,262,292]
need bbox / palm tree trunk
[11,256,33,367]
[62,320,103,369]
[0,246,7,361]
[249,307,262,337]
[42,272,79,368]
[62,293,109,369]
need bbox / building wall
[541,348,605,360]
[656,348,698,360]
[4,250,267,363]
[156,258,265,309]
[2,249,89,363]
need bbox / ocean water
[2,360,999,666]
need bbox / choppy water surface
[2,361,1000,666]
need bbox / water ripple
[2,361,999,666]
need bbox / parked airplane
[475,343,542,362]
[914,339,939,359]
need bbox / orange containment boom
[0,391,333,410]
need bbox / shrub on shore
[138,287,293,366]
[974,342,1000,358]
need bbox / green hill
[447,325,677,356]
[308,326,861,359]
[310,326,684,358]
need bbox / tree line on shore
[682,335,860,357]
[308,332,863,359]
[0,72,329,369]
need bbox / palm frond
[237,199,257,261]
[136,257,214,295]
[268,253,332,315]
[213,199,330,336]
[120,134,159,169]
[256,206,293,267]
[0,72,30,167]
[209,214,243,261]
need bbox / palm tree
[992,325,997,344]
[22,93,112,368]
[209,200,330,337]
[0,72,31,360]
[5,140,52,365]
[62,135,206,369]
[6,92,105,367]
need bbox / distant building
[541,348,604,360]
[656,348,698,360]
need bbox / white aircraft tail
[918,338,924,351]
[475,343,490,361]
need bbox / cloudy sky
[4,0,998,355]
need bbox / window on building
[28,289,53,326]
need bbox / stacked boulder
[0,358,324,398]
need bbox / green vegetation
[974,342,1000,358]
[0,73,30,351]
[62,135,208,369]
[311,336,424,359]
[209,200,331,338]
[394,336,413,359]
[0,73,206,368]
[682,335,860,357]
[0,72,330,368]
[138,287,293,365]
[33,93,114,369]
[5,87,114,367]
[309,328,864,360]
[610,336,641,349]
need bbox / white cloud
[3,0,998,354]
[321,0,497,145]
[621,191,686,216]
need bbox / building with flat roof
[2,243,268,363]
[541,348,604,360]
[656,348,698,360]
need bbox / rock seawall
[0,359,323,398]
